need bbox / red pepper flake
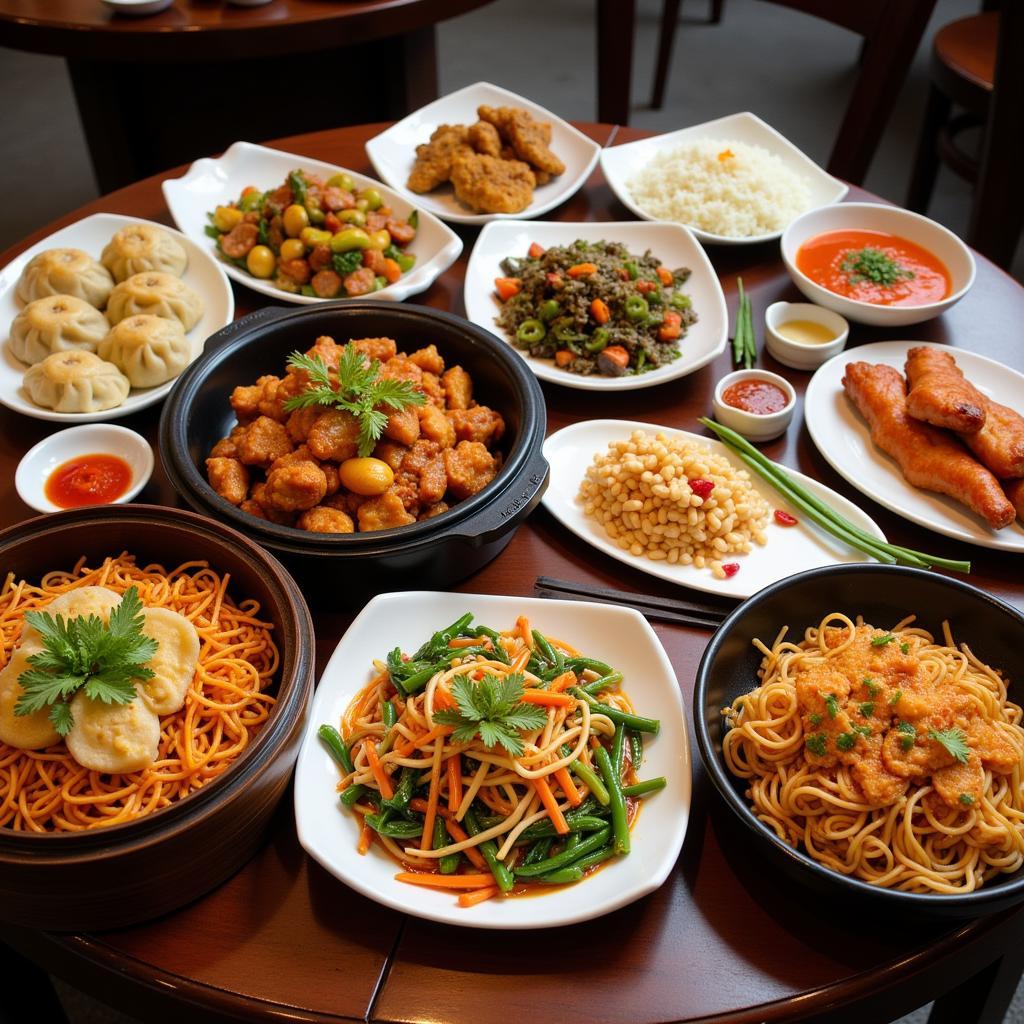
[722,563,740,578]
[774,509,799,527]
[689,478,714,500]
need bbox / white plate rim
[463,219,728,391]
[804,340,1024,551]
[293,590,690,930]
[161,141,463,306]
[365,81,602,226]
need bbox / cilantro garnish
[824,693,840,719]
[871,633,897,647]
[432,672,548,757]
[840,247,915,288]
[283,346,426,458]
[805,733,828,757]
[959,793,975,807]
[14,587,156,736]
[929,727,970,764]
[863,678,879,697]
[859,702,875,719]
[836,732,857,752]
[808,712,822,727]
[897,721,916,751]
[890,690,902,706]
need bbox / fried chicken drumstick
[842,361,1016,529]
[904,346,987,434]
[1005,478,1024,524]
[963,397,1024,479]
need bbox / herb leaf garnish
[840,247,915,288]
[283,347,425,458]
[15,587,157,736]
[433,672,548,757]
[930,727,970,764]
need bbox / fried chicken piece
[905,347,987,434]
[962,398,1024,479]
[468,120,502,157]
[379,356,423,386]
[236,416,293,469]
[286,406,324,444]
[503,110,565,176]
[247,483,297,526]
[842,362,1015,529]
[421,501,450,520]
[210,425,247,460]
[297,506,355,533]
[444,441,497,500]
[205,457,249,506]
[420,371,446,408]
[357,489,417,532]
[447,405,505,446]
[305,335,345,372]
[449,149,534,214]
[307,409,361,463]
[231,375,280,422]
[373,442,409,472]
[407,124,470,193]
[383,405,421,446]
[408,344,445,376]
[418,403,456,448]
[349,337,398,364]
[264,460,327,513]
[401,440,447,505]
[442,365,472,409]
[1005,478,1024,523]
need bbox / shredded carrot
[533,776,569,834]
[549,671,578,693]
[420,740,444,850]
[364,738,394,800]
[521,690,573,708]
[459,885,499,907]
[358,823,373,854]
[554,766,582,807]
[516,615,532,647]
[395,872,494,889]
[432,686,457,711]
[511,648,531,673]
[411,798,487,869]
[448,637,479,649]
[447,754,462,812]
[412,724,452,750]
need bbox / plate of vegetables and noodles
[162,142,462,306]
[294,592,689,928]
[464,220,727,390]
[723,612,1024,893]
[0,553,278,832]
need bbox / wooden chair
[647,0,938,186]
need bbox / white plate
[0,213,233,423]
[805,341,1024,551]
[162,141,462,305]
[599,111,848,246]
[463,220,727,391]
[294,591,689,930]
[543,419,886,600]
[365,82,602,226]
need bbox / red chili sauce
[721,379,789,416]
[45,454,132,509]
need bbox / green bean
[622,777,667,798]
[380,767,416,812]
[565,656,613,677]
[516,318,546,345]
[531,629,561,673]
[625,295,649,321]
[435,817,460,874]
[571,687,661,734]
[515,825,611,877]
[533,867,583,884]
[580,671,623,696]
[565,832,582,853]
[612,724,626,777]
[539,844,616,884]
[464,807,514,893]
[364,814,423,838]
[521,837,554,866]
[381,699,397,736]
[538,299,561,322]
[558,744,610,806]
[340,785,367,807]
[517,814,608,842]
[595,746,630,855]
[629,730,643,771]
[468,625,510,664]
[318,724,354,773]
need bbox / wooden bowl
[0,504,314,931]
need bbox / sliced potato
[137,607,200,715]
[21,586,122,648]
[65,688,160,773]
[0,646,60,750]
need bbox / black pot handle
[207,305,293,350]
[447,451,550,548]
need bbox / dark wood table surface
[1,122,1023,1024]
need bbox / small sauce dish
[16,425,153,515]
[712,369,796,442]
[101,0,174,15]
[764,301,848,371]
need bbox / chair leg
[651,0,683,109]
[906,83,952,215]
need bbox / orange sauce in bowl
[796,229,951,307]
[45,454,132,509]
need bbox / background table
[1,122,1023,1024]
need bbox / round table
[1,122,1023,1024]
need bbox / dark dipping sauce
[45,453,132,509]
[722,379,789,416]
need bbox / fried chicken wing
[1004,478,1024,523]
[406,125,470,194]
[449,149,534,214]
[963,398,1024,479]
[904,346,987,434]
[842,362,1015,529]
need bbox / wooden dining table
[1,121,1023,1024]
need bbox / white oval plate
[805,340,1024,551]
[294,591,689,930]
[600,111,848,246]
[365,81,602,226]
[162,141,462,305]
[0,212,233,423]
[543,418,886,600]
[463,220,727,391]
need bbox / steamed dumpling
[9,295,110,366]
[0,646,60,751]
[106,272,203,332]
[16,248,115,309]
[98,315,191,388]
[65,687,161,773]
[137,607,201,715]
[24,350,130,413]
[101,224,188,283]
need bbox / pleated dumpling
[106,272,203,332]
[16,248,115,309]
[101,224,188,283]
[137,607,201,715]
[98,315,191,389]
[65,686,161,773]
[24,350,130,413]
[0,645,60,751]
[9,295,110,366]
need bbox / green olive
[246,245,276,279]
[338,209,367,226]
[305,200,325,225]
[366,229,391,251]
[355,198,370,213]
[300,226,332,248]
[338,457,394,496]
[361,188,383,211]
[327,172,356,192]
[282,204,309,238]
[330,227,371,253]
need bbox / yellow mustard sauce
[775,319,836,345]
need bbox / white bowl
[162,142,462,306]
[365,82,602,226]
[764,301,848,371]
[463,220,727,391]
[780,202,976,327]
[599,111,848,247]
[16,424,154,514]
[101,0,173,14]
[712,368,795,442]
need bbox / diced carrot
[363,739,394,800]
[554,350,574,367]
[616,268,630,281]
[636,279,658,294]
[382,258,402,284]
[549,671,578,693]
[459,885,500,907]
[241,185,258,197]
[494,277,521,301]
[545,272,564,290]
[658,310,683,343]
[358,823,373,855]
[590,298,610,324]
[447,754,462,813]
[567,262,598,279]
[554,766,583,807]
[395,873,494,889]
[656,266,674,286]
[533,776,570,834]
[520,690,573,707]
[599,346,630,371]
[528,242,545,258]
[432,686,456,711]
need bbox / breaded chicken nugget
[449,149,534,214]
[468,120,502,157]
[504,110,565,175]
[407,124,469,193]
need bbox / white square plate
[162,141,462,305]
[294,591,690,929]
[365,82,602,226]
[600,111,848,246]
[0,212,233,423]
[464,220,727,390]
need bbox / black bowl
[694,564,1024,918]
[159,302,548,593]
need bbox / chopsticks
[533,576,733,630]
